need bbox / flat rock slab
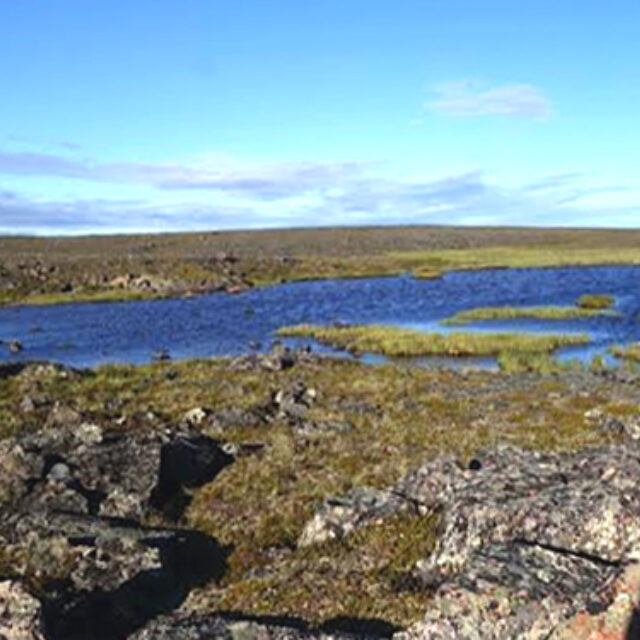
[302,443,640,639]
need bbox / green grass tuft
[577,294,615,309]
[277,323,589,358]
[610,342,640,362]
[443,305,612,325]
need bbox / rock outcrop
[0,421,233,640]
[303,444,640,639]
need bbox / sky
[1,0,639,235]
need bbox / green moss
[577,294,615,309]
[443,305,613,325]
[211,513,439,626]
[277,323,589,357]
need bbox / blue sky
[1,0,639,234]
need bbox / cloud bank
[427,81,552,119]
[0,148,636,234]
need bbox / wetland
[3,227,640,639]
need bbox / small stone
[19,396,35,413]
[8,340,22,353]
[45,403,81,428]
[48,462,71,481]
[74,422,103,446]
[228,621,260,640]
[152,349,171,361]
[183,407,209,426]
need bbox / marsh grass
[497,351,584,374]
[277,324,589,358]
[610,343,640,362]
[443,305,612,325]
[0,288,158,307]
[577,293,615,309]
[390,246,640,276]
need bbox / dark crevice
[66,479,107,516]
[513,538,623,568]
[627,607,640,640]
[320,615,399,638]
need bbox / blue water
[1,265,640,369]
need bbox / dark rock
[8,339,22,353]
[0,422,234,640]
[585,407,640,440]
[228,348,314,373]
[149,435,235,521]
[280,352,297,370]
[468,457,482,471]
[263,382,316,423]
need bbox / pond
[1,265,640,369]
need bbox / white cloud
[427,80,552,119]
[0,149,637,234]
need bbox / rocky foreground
[1,359,640,639]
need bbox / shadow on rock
[149,435,235,521]
[319,615,400,638]
[0,362,27,378]
[627,605,640,640]
[153,611,400,639]
[43,529,231,640]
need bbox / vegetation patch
[577,293,615,309]
[610,343,640,362]
[0,288,158,307]
[277,324,589,358]
[391,246,640,276]
[207,513,439,626]
[443,305,612,325]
